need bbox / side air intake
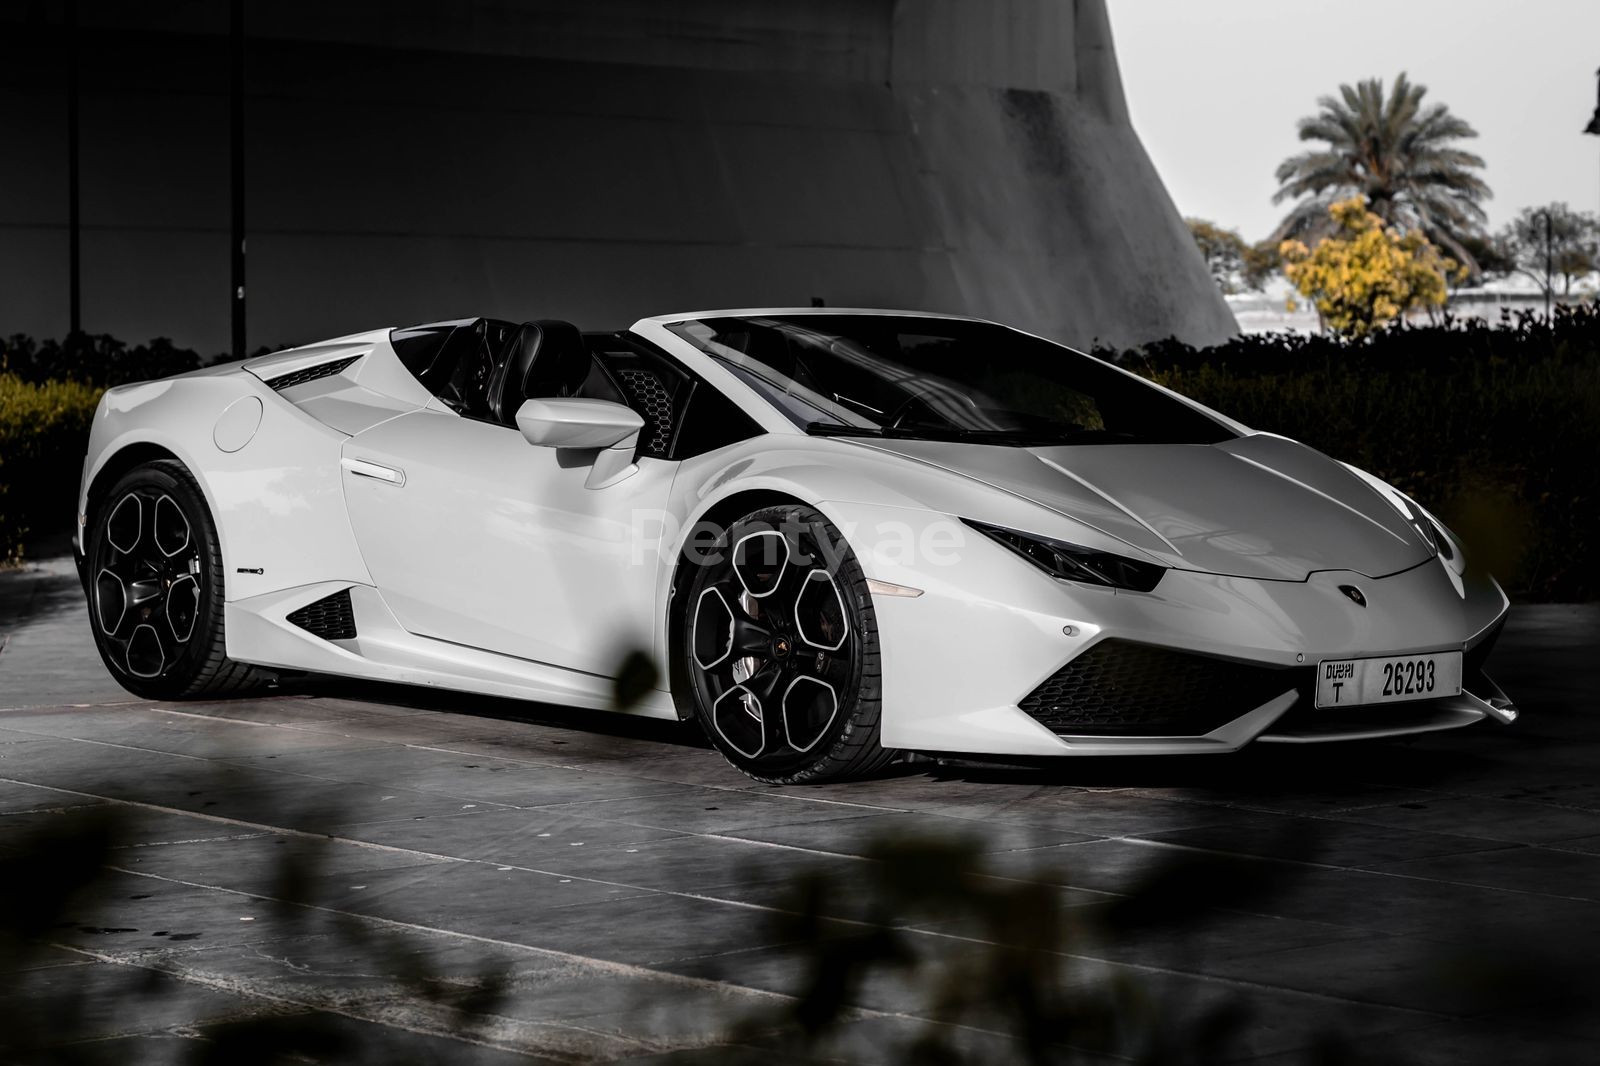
[266,356,360,391]
[286,589,357,641]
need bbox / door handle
[342,457,405,487]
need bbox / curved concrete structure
[0,0,1235,353]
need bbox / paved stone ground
[2,555,1598,1064]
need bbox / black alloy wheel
[680,504,893,784]
[86,460,266,699]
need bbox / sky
[1109,0,1600,241]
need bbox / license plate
[1314,651,1462,708]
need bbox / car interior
[388,318,760,460]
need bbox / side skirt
[224,582,677,717]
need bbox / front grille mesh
[287,589,357,641]
[1019,639,1301,737]
[266,356,360,391]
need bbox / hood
[849,433,1431,581]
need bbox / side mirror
[515,397,643,449]
[514,398,644,488]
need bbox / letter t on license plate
[1314,652,1463,708]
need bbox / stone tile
[1136,812,1520,868]
[0,777,108,815]
[326,860,660,933]
[1243,1017,1600,1066]
[409,889,830,968]
[718,809,1100,856]
[4,962,294,1044]
[109,829,459,901]
[909,786,1238,836]
[1365,843,1600,901]
[337,806,686,864]
[1187,931,1543,1015]
[47,870,357,952]
[567,787,891,834]
[1336,793,1600,845]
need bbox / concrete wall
[0,0,1235,355]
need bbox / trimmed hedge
[0,333,242,563]
[0,375,103,563]
[1101,305,1600,601]
[2,332,208,389]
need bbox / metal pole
[230,0,245,360]
[1544,209,1552,320]
[66,0,80,336]
[1585,66,1600,228]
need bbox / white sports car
[75,309,1517,783]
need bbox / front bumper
[841,503,1513,757]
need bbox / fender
[79,371,375,602]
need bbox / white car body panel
[76,308,1515,754]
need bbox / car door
[340,406,677,677]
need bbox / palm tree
[1273,73,1490,274]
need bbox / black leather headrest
[485,319,588,425]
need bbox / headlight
[963,520,1166,592]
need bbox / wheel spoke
[153,494,192,557]
[708,682,767,759]
[127,577,164,607]
[744,660,785,708]
[731,529,790,599]
[167,574,200,643]
[691,585,737,671]
[730,614,772,656]
[106,492,142,555]
[125,622,167,678]
[794,569,850,653]
[781,674,840,753]
[94,567,131,637]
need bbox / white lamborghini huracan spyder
[75,309,1516,782]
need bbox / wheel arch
[85,441,187,519]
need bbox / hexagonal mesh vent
[617,368,674,456]
[1019,639,1302,737]
[286,589,356,641]
[266,356,360,392]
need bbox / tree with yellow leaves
[1280,196,1462,336]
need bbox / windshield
[665,315,1236,446]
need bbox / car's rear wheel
[678,504,894,784]
[86,459,269,700]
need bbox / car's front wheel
[678,503,894,784]
[85,459,269,700]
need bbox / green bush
[1101,306,1600,601]
[0,375,103,564]
[0,332,248,564]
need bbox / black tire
[85,459,270,699]
[676,503,895,784]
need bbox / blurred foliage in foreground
[1103,304,1600,602]
[699,826,1585,1064]
[0,802,508,1064]
[0,753,1590,1062]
